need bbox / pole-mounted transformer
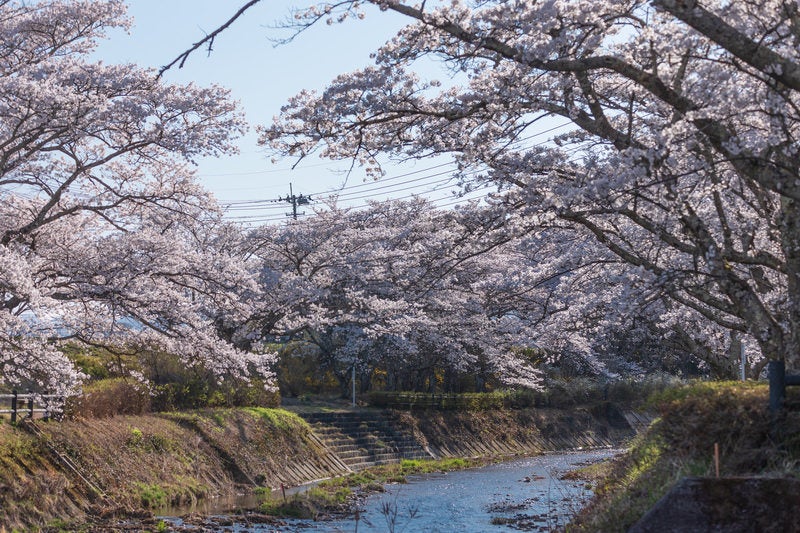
[279,183,312,220]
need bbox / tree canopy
[0,0,275,393]
[7,0,798,396]
[250,0,800,375]
[241,199,555,393]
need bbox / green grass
[259,499,314,518]
[398,457,470,474]
[258,486,352,519]
[254,486,272,497]
[45,518,91,533]
[135,483,167,508]
[645,379,765,409]
[124,426,176,453]
[561,458,615,489]
[0,432,38,459]
[245,407,311,431]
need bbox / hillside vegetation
[569,382,799,531]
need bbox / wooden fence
[0,390,62,422]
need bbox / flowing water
[163,448,618,532]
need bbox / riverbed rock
[629,476,800,532]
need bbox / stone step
[297,409,433,470]
[312,429,398,439]
[335,451,371,461]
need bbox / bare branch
[158,0,265,77]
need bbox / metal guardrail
[367,391,510,410]
[0,390,62,422]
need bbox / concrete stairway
[299,410,433,471]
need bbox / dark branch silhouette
[158,0,265,77]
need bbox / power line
[227,180,495,225]
[222,164,475,212]
[222,170,492,224]
[219,120,575,209]
[220,119,578,224]
[207,120,572,184]
[219,160,457,207]
[220,168,459,210]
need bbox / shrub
[367,391,511,410]
[150,377,279,411]
[141,349,279,411]
[64,378,150,419]
[366,377,673,411]
[63,344,280,412]
[136,483,167,508]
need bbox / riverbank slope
[0,403,638,530]
[568,381,800,532]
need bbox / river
[163,448,617,532]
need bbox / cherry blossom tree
[248,0,800,376]
[0,0,275,395]
[242,199,552,394]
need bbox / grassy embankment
[0,407,558,529]
[566,381,800,532]
[0,407,338,531]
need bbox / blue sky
[95,1,572,224]
[94,1,481,223]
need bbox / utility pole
[740,341,747,381]
[279,183,311,220]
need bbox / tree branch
[158,0,265,77]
